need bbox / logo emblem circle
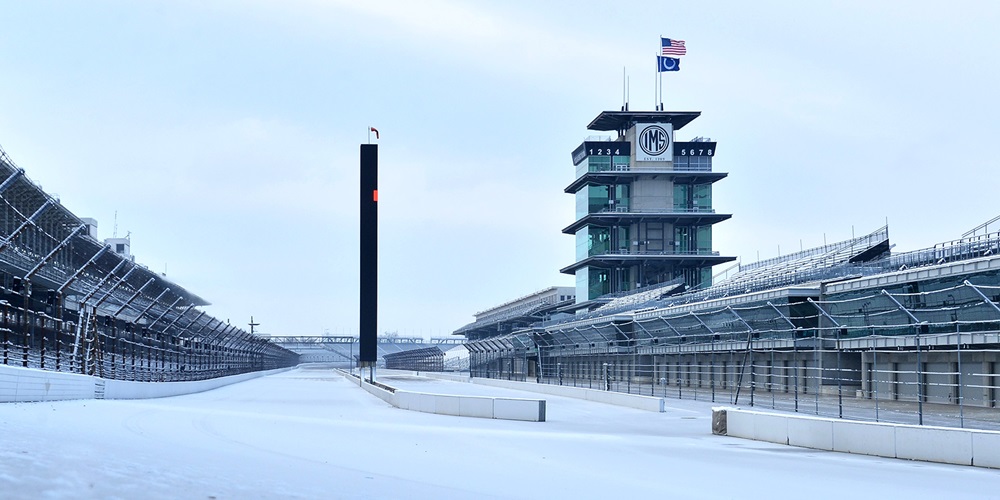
[639,125,670,156]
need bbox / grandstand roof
[0,146,210,309]
[454,286,575,340]
[0,144,294,355]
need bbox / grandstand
[466,225,1000,428]
[268,336,463,368]
[0,144,298,381]
[454,286,574,341]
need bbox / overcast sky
[1,1,998,338]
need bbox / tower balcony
[560,250,736,274]
[565,169,727,194]
[562,208,732,235]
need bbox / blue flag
[658,56,680,72]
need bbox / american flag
[661,38,686,57]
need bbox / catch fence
[0,293,296,382]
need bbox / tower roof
[588,111,701,131]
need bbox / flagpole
[657,36,662,110]
[656,52,663,110]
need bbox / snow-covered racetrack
[0,365,996,499]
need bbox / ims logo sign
[636,123,673,161]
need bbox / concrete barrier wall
[347,372,544,422]
[354,376,397,406]
[0,364,97,402]
[493,397,546,421]
[714,407,1000,469]
[419,374,665,412]
[103,368,291,400]
[0,365,289,403]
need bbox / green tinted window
[588,156,611,172]
[588,185,609,213]
[697,226,712,253]
[589,268,610,299]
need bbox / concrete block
[971,430,1000,469]
[753,412,789,444]
[787,416,834,450]
[415,393,436,413]
[832,420,896,457]
[383,389,407,408]
[895,425,973,466]
[494,398,545,422]
[393,391,413,409]
[725,409,754,439]
[458,397,494,419]
[434,394,462,416]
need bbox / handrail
[596,207,716,214]
[587,249,721,257]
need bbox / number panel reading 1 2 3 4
[584,141,630,157]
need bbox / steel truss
[0,145,297,381]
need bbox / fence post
[837,327,845,419]
[711,337,717,403]
[873,344,879,422]
[794,328,800,412]
[916,323,926,425]
[956,324,964,428]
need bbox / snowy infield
[0,365,996,499]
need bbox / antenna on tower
[622,66,626,111]
[113,210,118,238]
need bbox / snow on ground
[0,365,997,499]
